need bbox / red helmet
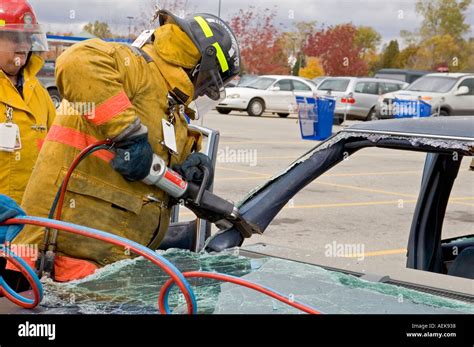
[0,0,48,52]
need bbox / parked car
[314,77,408,123]
[216,75,318,117]
[375,73,474,119]
[374,68,429,84]
[37,60,61,108]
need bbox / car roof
[345,116,474,142]
[319,76,406,84]
[423,73,474,78]
[377,68,429,75]
[357,78,406,83]
[261,75,311,80]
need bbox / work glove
[111,133,154,182]
[174,152,214,189]
[0,194,26,244]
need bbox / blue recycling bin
[296,96,335,141]
[393,99,432,118]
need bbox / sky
[30,0,473,48]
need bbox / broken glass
[33,249,473,314]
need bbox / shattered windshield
[36,249,473,314]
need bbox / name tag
[132,30,154,48]
[162,119,178,154]
[0,123,21,152]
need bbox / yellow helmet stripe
[194,16,213,38]
[213,42,229,73]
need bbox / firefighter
[0,0,56,204]
[9,10,240,282]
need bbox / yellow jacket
[0,54,56,204]
[13,24,203,274]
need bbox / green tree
[416,0,472,41]
[355,26,381,53]
[83,21,112,39]
[395,45,420,69]
[355,26,382,75]
[379,40,400,68]
[414,34,468,71]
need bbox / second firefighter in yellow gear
[12,10,241,282]
[0,0,56,204]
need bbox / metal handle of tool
[143,154,260,238]
[193,166,210,206]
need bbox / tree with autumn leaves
[227,0,472,77]
[304,24,374,77]
[130,1,472,77]
[228,8,380,77]
[229,7,290,75]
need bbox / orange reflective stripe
[6,254,98,282]
[86,90,132,126]
[36,138,45,151]
[46,125,115,162]
[53,255,98,282]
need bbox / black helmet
[158,10,241,102]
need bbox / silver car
[314,77,408,123]
[375,73,474,119]
[37,60,62,108]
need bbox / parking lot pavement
[182,110,473,281]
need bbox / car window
[354,82,378,95]
[292,80,312,91]
[275,79,293,91]
[406,76,458,93]
[246,77,277,90]
[381,82,402,94]
[458,78,474,95]
[317,79,350,92]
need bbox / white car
[216,75,318,117]
[375,73,474,119]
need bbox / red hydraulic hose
[55,140,112,221]
[4,142,321,315]
[159,271,321,315]
[5,217,196,314]
[0,249,42,309]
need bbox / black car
[374,68,429,84]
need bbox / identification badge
[132,30,154,48]
[0,123,21,152]
[162,119,178,154]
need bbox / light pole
[127,16,134,40]
[218,0,222,17]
